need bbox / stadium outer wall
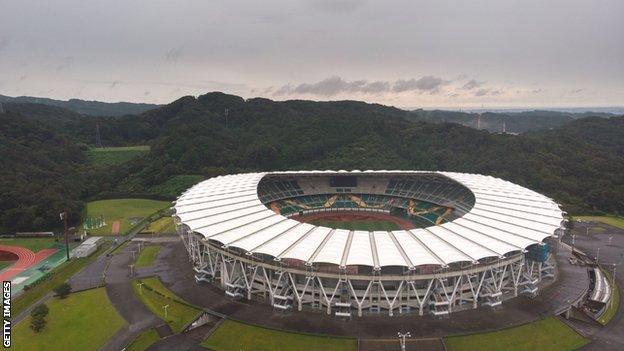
[176,225,557,318]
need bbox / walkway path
[100,241,170,351]
[562,222,624,350]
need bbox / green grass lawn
[132,277,201,332]
[148,175,204,198]
[203,319,357,351]
[135,246,161,267]
[576,215,624,229]
[82,198,170,236]
[598,269,620,325]
[0,237,57,252]
[86,145,150,166]
[13,288,126,351]
[0,261,14,271]
[444,317,589,351]
[309,220,400,231]
[141,216,176,234]
[13,243,109,316]
[126,328,160,351]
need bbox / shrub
[30,304,49,319]
[54,282,72,299]
[30,316,46,333]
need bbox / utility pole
[59,212,70,260]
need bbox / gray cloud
[461,79,485,90]
[276,75,448,96]
[165,47,184,62]
[392,76,448,93]
[474,88,503,97]
[308,0,366,13]
[0,38,7,54]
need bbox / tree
[30,303,49,319]
[30,316,46,333]
[53,282,72,299]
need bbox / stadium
[173,171,565,318]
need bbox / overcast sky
[1,0,623,108]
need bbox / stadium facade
[174,171,564,318]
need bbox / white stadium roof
[174,171,563,269]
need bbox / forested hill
[0,94,160,116]
[0,92,623,233]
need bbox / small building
[71,236,104,258]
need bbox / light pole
[397,331,411,351]
[129,264,135,277]
[596,248,600,262]
[138,281,145,294]
[59,211,70,261]
[608,236,613,246]
[163,304,170,319]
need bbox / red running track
[0,245,57,282]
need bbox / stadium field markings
[202,319,357,351]
[132,277,202,333]
[443,316,589,351]
[309,220,400,231]
[13,288,126,351]
[135,246,161,267]
[86,145,150,166]
[81,198,170,236]
[576,215,624,230]
[125,328,160,351]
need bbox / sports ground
[81,198,170,235]
[0,238,69,294]
[295,212,413,231]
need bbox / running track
[0,245,57,282]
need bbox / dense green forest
[1,92,623,233]
[0,94,160,116]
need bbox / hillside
[0,94,160,116]
[0,92,623,233]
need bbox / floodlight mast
[60,211,70,260]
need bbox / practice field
[132,277,202,332]
[0,237,56,253]
[576,215,624,229]
[135,246,161,267]
[86,145,150,166]
[309,219,400,231]
[82,198,170,235]
[443,317,589,351]
[142,216,176,234]
[202,319,357,351]
[13,288,126,351]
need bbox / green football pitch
[309,220,400,231]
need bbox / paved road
[562,221,624,350]
[101,241,170,351]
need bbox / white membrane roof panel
[176,171,563,269]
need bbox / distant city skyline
[1,0,622,108]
